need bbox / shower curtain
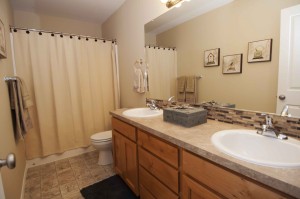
[11,30,120,159]
[145,47,177,99]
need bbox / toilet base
[98,150,113,165]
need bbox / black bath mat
[80,175,138,199]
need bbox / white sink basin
[122,108,163,118]
[211,129,300,168]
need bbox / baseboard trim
[20,166,27,199]
[26,146,96,168]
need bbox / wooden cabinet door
[124,137,139,195]
[182,175,222,199]
[112,130,124,176]
[112,130,139,196]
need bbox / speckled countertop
[110,109,300,198]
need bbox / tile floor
[24,150,115,199]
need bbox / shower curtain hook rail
[145,44,176,50]
[10,26,117,43]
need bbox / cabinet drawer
[112,117,136,141]
[182,150,290,199]
[182,174,222,199]
[138,130,179,168]
[139,166,178,199]
[139,147,179,193]
[140,184,156,199]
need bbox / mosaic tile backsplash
[146,98,300,139]
[204,105,300,139]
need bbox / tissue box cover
[163,107,207,127]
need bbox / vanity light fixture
[160,0,190,8]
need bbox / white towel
[133,62,145,93]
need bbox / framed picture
[247,39,272,63]
[204,48,220,67]
[223,54,243,74]
[0,19,6,59]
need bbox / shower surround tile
[24,150,115,199]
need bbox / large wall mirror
[145,0,300,117]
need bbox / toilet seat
[91,130,112,142]
[92,139,111,143]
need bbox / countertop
[110,109,300,198]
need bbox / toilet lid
[91,130,112,141]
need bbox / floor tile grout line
[24,151,115,199]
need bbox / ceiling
[10,0,126,24]
[145,0,234,35]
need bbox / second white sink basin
[211,129,300,168]
[123,108,163,118]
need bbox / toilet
[90,130,113,165]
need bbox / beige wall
[0,1,26,199]
[157,0,300,113]
[102,0,167,108]
[14,10,102,37]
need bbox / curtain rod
[10,26,117,43]
[145,45,176,51]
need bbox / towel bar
[3,76,18,81]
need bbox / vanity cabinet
[112,118,139,196]
[111,114,296,199]
[138,130,180,199]
[182,150,293,199]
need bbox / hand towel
[133,62,145,93]
[19,79,33,108]
[177,76,186,93]
[185,76,196,92]
[185,92,197,104]
[185,76,197,104]
[7,77,33,140]
[177,76,186,102]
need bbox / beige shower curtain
[12,30,119,159]
[145,47,177,99]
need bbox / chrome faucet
[257,114,288,140]
[168,96,175,102]
[280,105,290,117]
[147,99,159,110]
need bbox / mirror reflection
[145,0,300,116]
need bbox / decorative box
[163,107,207,127]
